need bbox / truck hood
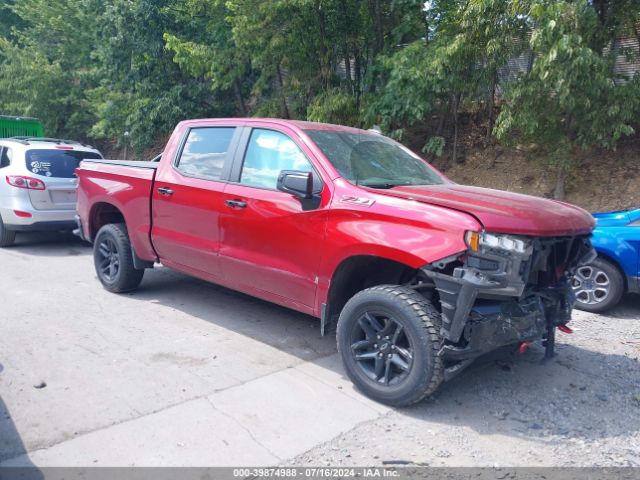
[374,184,595,236]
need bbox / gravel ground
[291,296,640,467]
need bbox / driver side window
[240,129,314,190]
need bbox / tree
[0,0,102,138]
[89,0,230,155]
[495,0,640,199]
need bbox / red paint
[557,325,573,334]
[76,118,595,318]
[517,341,531,354]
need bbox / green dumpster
[0,115,44,138]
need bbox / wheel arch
[323,254,422,325]
[592,250,628,293]
[88,202,125,242]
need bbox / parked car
[0,137,103,247]
[75,118,595,406]
[572,208,640,312]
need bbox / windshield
[26,149,102,178]
[305,130,445,188]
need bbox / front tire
[572,257,624,313]
[336,285,444,407]
[93,223,144,293]
[0,216,16,248]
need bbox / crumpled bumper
[422,235,596,365]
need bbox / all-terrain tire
[93,223,144,293]
[0,216,16,248]
[336,285,444,407]
[573,257,624,313]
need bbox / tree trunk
[315,1,331,89]
[339,0,354,93]
[276,65,290,119]
[451,93,460,165]
[233,79,247,116]
[371,0,383,55]
[486,73,496,140]
[354,51,362,106]
[554,167,567,200]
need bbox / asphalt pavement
[0,232,638,467]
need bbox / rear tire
[336,285,444,407]
[572,257,624,313]
[0,216,16,248]
[93,223,144,293]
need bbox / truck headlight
[465,231,531,255]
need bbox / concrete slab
[1,398,278,467]
[293,354,391,415]
[208,368,382,460]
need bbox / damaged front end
[421,232,596,380]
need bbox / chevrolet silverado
[75,118,596,406]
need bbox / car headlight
[465,231,531,255]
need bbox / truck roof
[179,118,370,135]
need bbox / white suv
[0,137,102,247]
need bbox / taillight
[6,176,46,190]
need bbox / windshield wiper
[360,182,410,189]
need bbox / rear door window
[25,149,102,178]
[176,127,236,180]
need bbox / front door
[151,126,240,278]
[219,127,328,310]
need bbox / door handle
[158,187,174,196]
[225,199,247,209]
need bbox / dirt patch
[438,140,639,212]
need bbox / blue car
[572,208,640,312]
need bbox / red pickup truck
[76,118,596,406]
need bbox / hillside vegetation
[1,0,639,202]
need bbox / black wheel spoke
[374,355,384,380]
[351,339,373,351]
[364,312,384,332]
[350,310,415,387]
[395,346,413,362]
[98,244,110,257]
[355,351,377,361]
[391,353,410,371]
[383,358,392,384]
[391,323,403,344]
[358,315,379,341]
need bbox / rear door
[219,126,329,310]
[151,125,242,277]
[25,148,102,210]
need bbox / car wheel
[93,223,144,293]
[336,285,444,407]
[572,257,624,313]
[0,216,16,248]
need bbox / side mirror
[277,170,313,199]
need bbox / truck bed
[76,158,158,262]
[80,159,160,170]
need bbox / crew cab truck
[76,118,596,406]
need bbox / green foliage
[307,88,359,126]
[0,0,638,166]
[422,136,446,157]
[495,0,640,167]
[0,0,101,139]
